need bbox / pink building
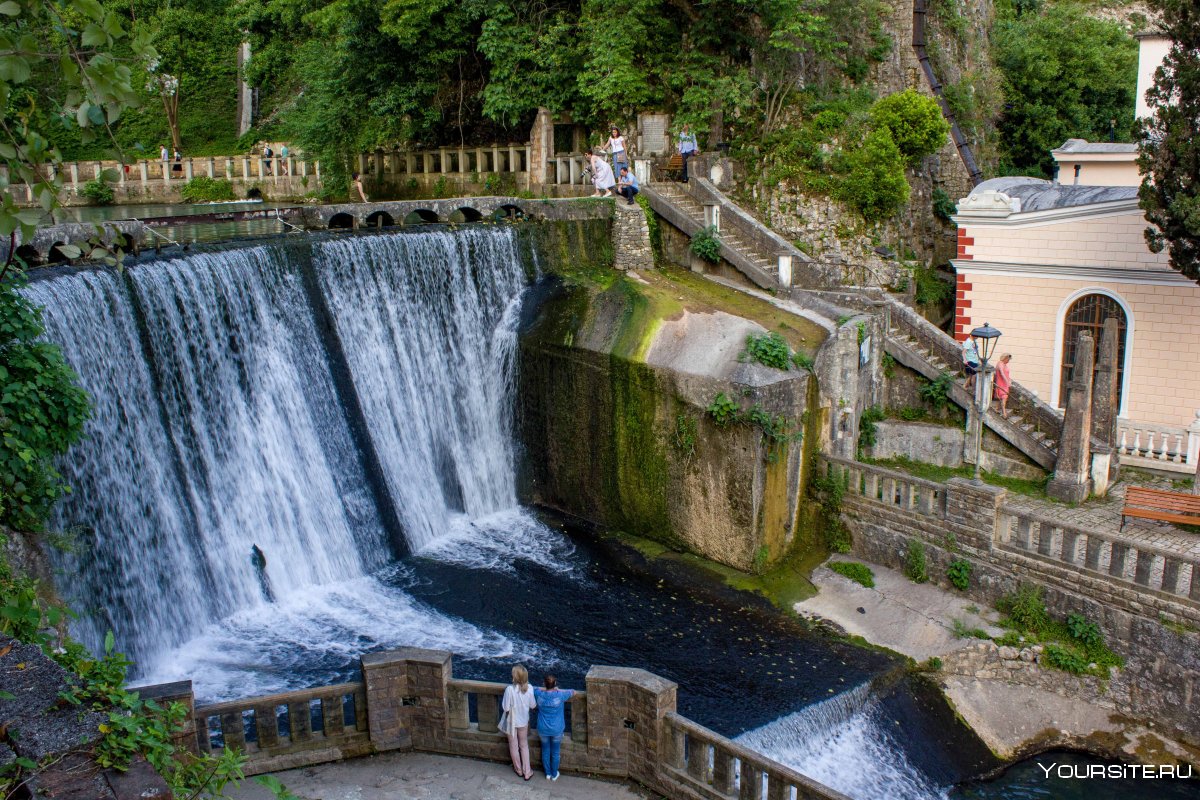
[951,34,1200,473]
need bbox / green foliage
[257,775,302,800]
[1066,612,1102,650]
[792,352,815,371]
[811,471,851,553]
[834,127,910,220]
[81,178,115,205]
[918,656,943,672]
[952,618,989,639]
[931,188,956,222]
[993,5,1137,176]
[881,351,895,378]
[0,0,157,245]
[706,393,742,427]
[0,279,90,531]
[1138,0,1200,285]
[742,331,792,370]
[904,540,928,583]
[914,265,953,307]
[829,560,875,588]
[180,176,236,203]
[997,583,1050,634]
[857,405,885,454]
[947,558,972,591]
[868,89,950,165]
[690,225,722,264]
[635,193,662,264]
[670,413,697,460]
[752,545,770,574]
[1041,643,1090,674]
[918,372,955,412]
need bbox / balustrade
[194,682,367,759]
[820,455,945,519]
[446,679,587,744]
[996,508,1200,603]
[1117,414,1200,473]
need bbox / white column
[634,158,651,185]
[777,254,793,286]
[184,159,194,181]
[69,163,79,189]
[206,158,215,179]
[703,204,720,231]
[1187,410,1200,466]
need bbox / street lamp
[969,322,1002,483]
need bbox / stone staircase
[643,180,816,291]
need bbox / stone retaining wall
[822,455,1200,745]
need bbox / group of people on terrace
[584,123,700,203]
[501,664,576,782]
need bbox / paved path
[227,751,652,800]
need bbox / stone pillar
[361,648,453,753]
[236,42,254,136]
[139,160,148,188]
[529,107,554,187]
[206,158,215,179]
[69,163,79,189]
[1048,330,1095,503]
[944,478,1006,551]
[585,667,676,789]
[777,254,792,287]
[703,203,720,232]
[184,159,194,181]
[374,148,385,181]
[1090,316,1121,494]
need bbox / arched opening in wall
[14,244,39,266]
[492,204,525,221]
[403,209,439,225]
[328,213,355,230]
[246,187,263,200]
[1059,292,1128,412]
[449,207,483,223]
[365,211,395,229]
[46,242,70,264]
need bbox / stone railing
[995,507,1200,604]
[358,143,531,181]
[1117,413,1200,474]
[193,682,371,772]
[133,648,849,800]
[819,454,1200,625]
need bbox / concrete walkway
[227,751,652,800]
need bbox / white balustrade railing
[1117,412,1200,473]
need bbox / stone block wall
[612,203,655,271]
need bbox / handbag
[498,688,513,736]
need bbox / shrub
[793,351,815,371]
[81,178,114,205]
[914,266,953,307]
[947,558,972,590]
[952,618,989,639]
[742,331,792,370]
[707,393,742,427]
[904,540,928,583]
[811,472,852,553]
[690,225,722,263]
[869,89,951,165]
[932,187,956,222]
[858,405,886,452]
[997,584,1051,634]
[1066,613,1103,651]
[180,176,237,203]
[0,281,90,530]
[830,561,875,588]
[918,372,955,412]
[1041,643,1089,674]
[835,127,911,220]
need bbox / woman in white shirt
[604,127,628,177]
[586,150,616,197]
[502,664,537,780]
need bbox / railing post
[206,157,215,179]
[1187,411,1200,467]
[740,759,763,800]
[69,162,79,190]
[133,681,198,754]
[777,253,792,286]
[139,160,149,189]
[184,158,194,181]
[242,158,250,180]
[1162,558,1182,595]
[703,203,720,231]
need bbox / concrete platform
[227,751,651,800]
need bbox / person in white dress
[502,664,537,780]
[586,150,616,197]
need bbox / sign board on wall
[639,114,670,156]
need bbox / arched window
[1059,293,1127,410]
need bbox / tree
[0,0,155,251]
[993,4,1137,176]
[0,279,89,530]
[869,89,950,165]
[1138,0,1200,284]
[835,126,910,220]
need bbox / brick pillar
[585,667,676,791]
[1048,330,1095,503]
[944,478,1006,551]
[361,647,452,754]
[132,680,198,754]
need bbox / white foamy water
[736,683,947,800]
[136,572,551,702]
[417,508,578,575]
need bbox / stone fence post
[132,680,199,754]
[361,647,451,752]
[585,666,676,791]
[943,477,1006,552]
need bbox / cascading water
[737,682,946,800]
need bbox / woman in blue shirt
[533,675,575,780]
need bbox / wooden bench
[1121,485,1200,530]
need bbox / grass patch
[864,456,1050,499]
[995,584,1123,677]
[829,561,875,588]
[952,617,991,640]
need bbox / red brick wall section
[955,272,973,341]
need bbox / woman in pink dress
[993,353,1012,418]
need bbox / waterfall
[314,228,528,551]
[736,682,947,800]
[25,227,533,677]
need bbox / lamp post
[969,322,1002,484]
